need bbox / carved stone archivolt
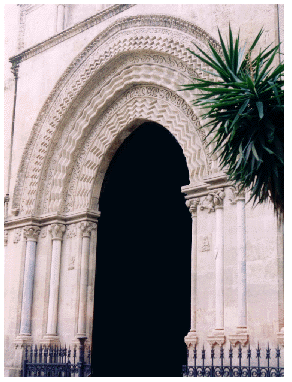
[12,15,221,218]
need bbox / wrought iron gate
[182,343,284,377]
[22,337,91,377]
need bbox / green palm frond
[182,25,284,215]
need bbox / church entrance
[92,121,191,377]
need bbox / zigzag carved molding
[13,15,220,216]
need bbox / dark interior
[92,121,191,377]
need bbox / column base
[40,335,61,347]
[207,329,226,346]
[277,327,284,346]
[229,328,249,347]
[14,334,33,348]
[72,335,89,348]
[184,331,198,348]
[13,335,33,376]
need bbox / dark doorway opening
[92,121,191,377]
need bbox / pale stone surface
[4,4,283,375]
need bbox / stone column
[77,221,97,336]
[19,226,41,337]
[277,215,284,346]
[206,189,226,346]
[42,224,66,346]
[214,189,225,331]
[56,4,65,33]
[229,186,249,346]
[184,198,200,348]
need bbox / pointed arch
[12,14,220,217]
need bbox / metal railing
[22,337,91,377]
[182,343,284,377]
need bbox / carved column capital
[229,185,245,204]
[200,188,225,212]
[23,226,41,242]
[79,221,97,238]
[186,198,200,217]
[213,188,225,209]
[48,224,66,241]
[200,193,215,213]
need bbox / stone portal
[92,122,191,377]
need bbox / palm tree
[182,26,284,217]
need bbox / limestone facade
[4,4,284,376]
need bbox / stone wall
[4,4,284,376]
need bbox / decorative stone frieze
[13,228,22,243]
[48,223,66,241]
[66,224,77,238]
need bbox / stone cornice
[4,209,100,230]
[10,4,135,66]
[182,173,230,200]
